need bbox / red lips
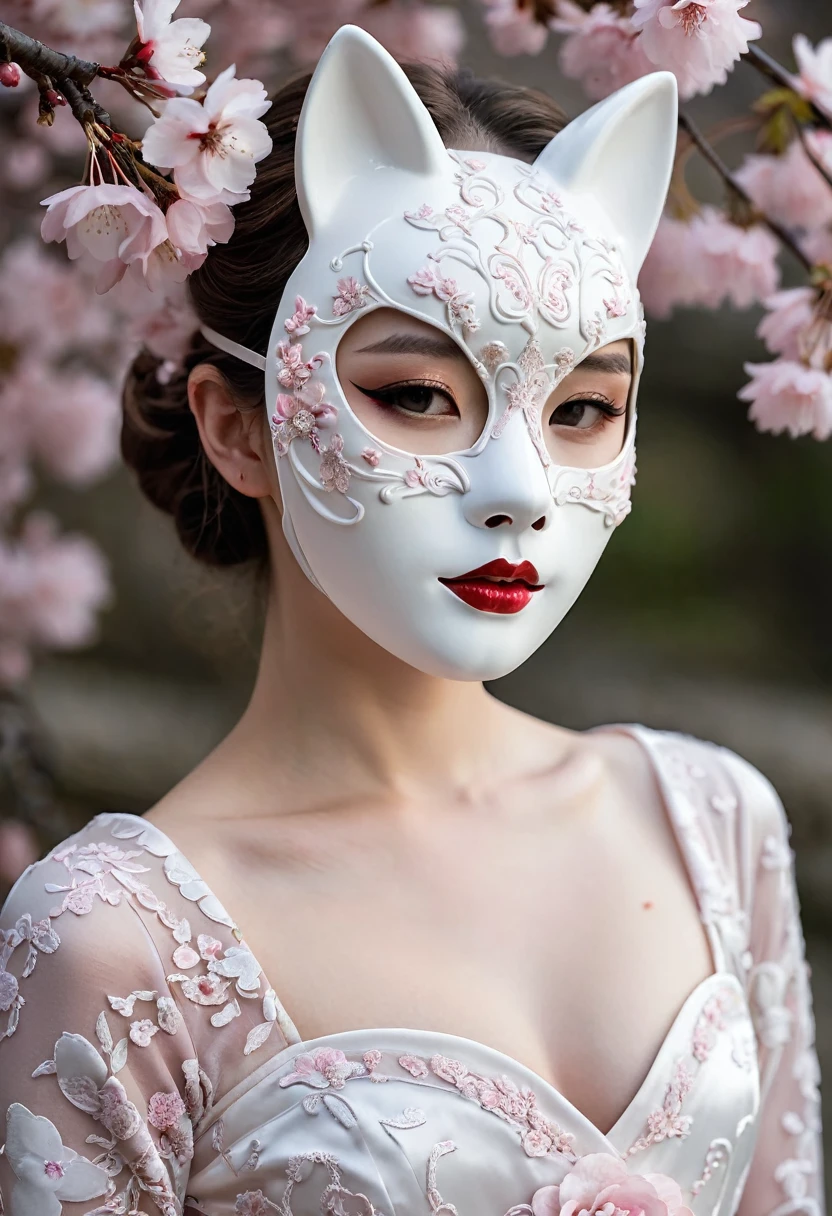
[439,559,543,615]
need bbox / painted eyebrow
[355,333,467,360]
[577,350,633,375]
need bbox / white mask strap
[199,324,267,372]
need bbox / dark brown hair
[121,64,567,567]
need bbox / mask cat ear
[295,25,449,238]
[534,73,678,279]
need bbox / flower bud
[0,62,21,88]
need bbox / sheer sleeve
[734,762,825,1216]
[0,839,207,1216]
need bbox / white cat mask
[202,25,677,680]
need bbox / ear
[535,73,678,279]
[295,24,449,238]
[188,365,274,500]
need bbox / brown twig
[794,121,832,193]
[742,43,832,133]
[0,20,111,127]
[678,110,813,274]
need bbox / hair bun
[121,345,268,567]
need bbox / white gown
[0,725,824,1216]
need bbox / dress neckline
[94,720,741,1143]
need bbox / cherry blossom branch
[794,121,832,194]
[0,21,110,127]
[742,44,832,133]
[678,111,813,274]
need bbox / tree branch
[0,20,110,127]
[678,110,813,274]
[742,43,832,133]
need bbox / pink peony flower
[756,288,817,361]
[147,1090,187,1131]
[739,360,832,440]
[481,0,550,55]
[140,63,272,202]
[40,183,169,293]
[793,34,832,120]
[361,3,465,65]
[735,134,832,232]
[165,196,235,257]
[531,1153,694,1216]
[552,1,653,100]
[684,206,780,309]
[631,0,761,99]
[133,0,210,91]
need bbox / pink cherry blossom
[116,278,198,363]
[631,0,761,99]
[739,360,832,440]
[481,0,550,55]
[531,1153,694,1216]
[166,196,235,256]
[40,183,169,293]
[793,34,832,120]
[802,226,832,268]
[133,0,210,91]
[30,370,120,485]
[140,64,272,201]
[735,134,832,232]
[552,2,653,100]
[361,3,465,65]
[685,206,780,309]
[0,239,113,356]
[757,288,816,361]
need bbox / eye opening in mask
[541,338,637,471]
[334,306,491,457]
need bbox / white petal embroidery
[4,1103,111,1216]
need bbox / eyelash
[549,392,627,427]
[352,379,458,416]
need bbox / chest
[184,788,717,1136]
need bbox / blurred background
[0,0,830,1192]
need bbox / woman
[0,26,823,1216]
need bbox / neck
[227,552,563,812]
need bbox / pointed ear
[535,73,678,278]
[295,25,449,238]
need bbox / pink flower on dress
[631,0,761,99]
[757,288,817,361]
[140,64,272,201]
[98,1080,143,1140]
[793,34,832,120]
[235,1192,274,1216]
[170,972,231,1005]
[481,0,550,55]
[172,944,200,969]
[279,1046,364,1090]
[63,885,97,916]
[130,1018,158,1047]
[133,0,210,91]
[531,1153,694,1216]
[739,360,832,440]
[40,183,169,294]
[319,434,351,494]
[333,276,371,316]
[0,969,19,1011]
[398,1054,429,1077]
[284,295,317,336]
[148,1090,187,1131]
[735,135,832,233]
[552,2,653,101]
[198,934,224,960]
